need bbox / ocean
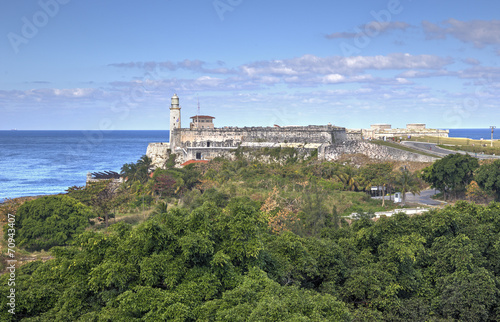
[0,128,497,201]
[0,130,169,201]
[448,128,500,140]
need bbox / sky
[1,0,500,130]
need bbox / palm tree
[120,162,138,186]
[138,155,153,169]
[121,155,153,186]
[396,166,421,206]
[337,166,359,191]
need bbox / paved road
[373,189,446,206]
[401,141,500,159]
[404,189,446,206]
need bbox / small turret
[171,93,179,109]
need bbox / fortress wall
[346,132,362,140]
[184,147,238,161]
[173,125,347,148]
[146,143,171,168]
[324,140,438,162]
[361,129,449,139]
[185,146,315,164]
[175,128,242,148]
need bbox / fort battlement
[172,125,346,149]
[146,94,439,168]
[167,125,347,163]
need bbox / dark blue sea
[0,131,169,201]
[448,128,500,140]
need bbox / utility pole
[490,126,496,147]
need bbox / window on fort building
[196,152,201,159]
[207,142,211,147]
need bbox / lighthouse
[169,94,181,149]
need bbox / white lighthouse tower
[169,94,181,149]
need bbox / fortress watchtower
[169,94,181,148]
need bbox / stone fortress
[146,94,442,168]
[362,123,449,140]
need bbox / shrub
[10,195,93,251]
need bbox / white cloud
[322,74,345,83]
[108,59,236,75]
[326,21,410,39]
[462,58,480,66]
[423,19,500,48]
[240,53,451,78]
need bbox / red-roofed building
[190,115,215,129]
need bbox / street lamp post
[490,126,496,147]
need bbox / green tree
[358,163,393,192]
[359,162,393,206]
[153,173,177,198]
[436,268,497,321]
[420,153,479,199]
[120,155,152,186]
[337,166,359,191]
[10,195,93,251]
[68,180,118,227]
[199,267,350,321]
[395,167,421,205]
[299,184,332,236]
[475,159,500,200]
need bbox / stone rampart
[324,140,438,162]
[346,131,362,140]
[172,125,346,149]
[146,143,171,168]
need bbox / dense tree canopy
[475,159,500,200]
[420,153,479,199]
[5,195,93,251]
[5,153,500,320]
[2,199,500,320]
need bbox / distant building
[362,123,448,139]
[370,124,392,130]
[190,115,215,129]
[406,123,426,130]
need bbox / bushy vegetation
[420,154,500,201]
[2,198,500,320]
[4,195,93,251]
[7,151,500,320]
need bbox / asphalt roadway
[401,141,500,160]
[373,189,446,206]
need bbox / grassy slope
[409,136,500,155]
[370,140,441,158]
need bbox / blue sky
[1,0,500,130]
